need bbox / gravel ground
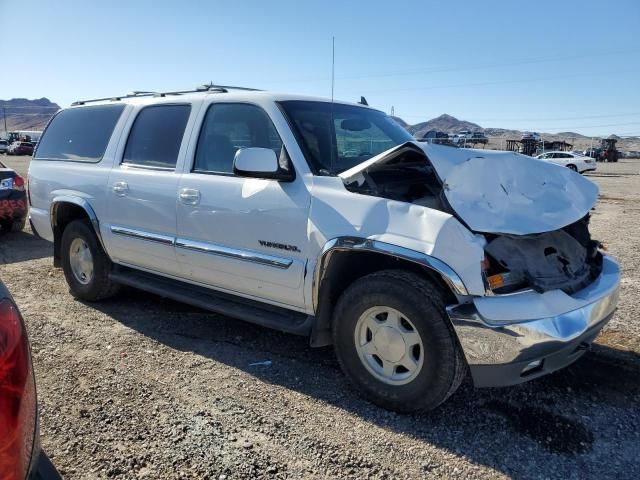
[1,154,639,480]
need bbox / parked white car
[27,86,620,412]
[536,151,597,173]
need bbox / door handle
[112,181,129,196]
[179,188,200,205]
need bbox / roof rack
[71,83,262,106]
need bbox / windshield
[278,100,413,174]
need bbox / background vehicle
[0,280,61,479]
[601,137,619,162]
[583,147,602,161]
[28,87,619,413]
[8,141,34,156]
[0,160,27,231]
[415,129,450,144]
[536,151,596,173]
[470,131,488,144]
[0,140,9,154]
[521,131,541,141]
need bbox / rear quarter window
[34,104,125,162]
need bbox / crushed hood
[339,142,599,235]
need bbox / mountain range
[0,98,60,131]
[393,113,639,151]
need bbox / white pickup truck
[27,86,620,412]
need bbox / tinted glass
[34,104,125,162]
[279,100,412,174]
[123,104,191,169]
[194,103,282,173]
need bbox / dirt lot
[1,154,639,480]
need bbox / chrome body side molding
[110,225,175,245]
[108,225,294,269]
[175,238,293,269]
[312,237,469,311]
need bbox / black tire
[60,219,119,301]
[567,164,578,172]
[332,270,466,413]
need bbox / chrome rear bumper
[448,254,620,387]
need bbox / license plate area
[0,178,14,190]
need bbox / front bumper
[448,254,620,387]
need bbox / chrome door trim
[110,225,175,245]
[175,238,293,269]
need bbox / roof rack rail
[201,83,262,92]
[71,90,158,106]
[71,84,261,106]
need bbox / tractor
[600,136,618,163]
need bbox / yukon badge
[259,240,301,253]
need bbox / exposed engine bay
[342,144,603,296]
[483,215,603,294]
[343,147,448,212]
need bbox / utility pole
[2,107,6,135]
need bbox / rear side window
[123,104,191,169]
[34,104,125,162]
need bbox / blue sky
[1,0,639,136]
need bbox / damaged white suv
[28,86,620,412]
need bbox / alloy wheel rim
[354,306,424,385]
[69,238,94,285]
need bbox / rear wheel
[61,219,119,301]
[332,270,466,413]
[567,164,578,172]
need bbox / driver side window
[194,103,283,174]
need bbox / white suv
[28,86,620,412]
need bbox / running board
[109,266,313,336]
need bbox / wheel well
[52,202,90,267]
[311,250,457,347]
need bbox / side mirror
[233,147,295,181]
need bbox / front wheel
[567,164,578,172]
[332,270,466,413]
[60,219,119,301]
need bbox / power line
[336,49,640,81]
[396,112,640,121]
[521,121,640,130]
[259,48,640,84]
[346,69,640,95]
